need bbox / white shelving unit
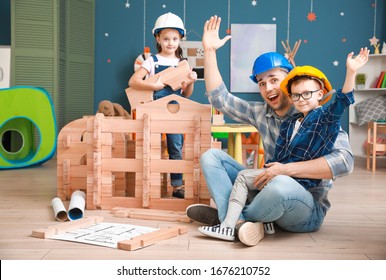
[349,54,386,158]
[0,46,11,89]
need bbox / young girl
[198,47,369,246]
[129,12,197,199]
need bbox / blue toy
[0,86,57,169]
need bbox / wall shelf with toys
[349,54,386,159]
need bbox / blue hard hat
[249,52,293,84]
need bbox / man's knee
[265,175,301,196]
[201,148,220,158]
[200,148,220,164]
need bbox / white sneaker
[263,222,275,234]
[198,224,235,241]
[237,222,264,246]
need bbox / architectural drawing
[49,222,158,248]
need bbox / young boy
[198,47,369,246]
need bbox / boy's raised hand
[347,47,370,73]
[202,15,231,52]
[342,47,370,93]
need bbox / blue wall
[94,0,386,132]
[1,0,386,132]
[0,0,11,45]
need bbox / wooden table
[211,123,259,164]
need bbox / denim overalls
[152,55,184,187]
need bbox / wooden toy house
[57,94,213,211]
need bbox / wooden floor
[0,158,385,260]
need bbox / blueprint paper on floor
[49,222,159,248]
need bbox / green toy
[0,86,57,169]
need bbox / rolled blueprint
[68,190,86,221]
[51,197,68,222]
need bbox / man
[187,16,353,243]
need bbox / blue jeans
[154,88,184,187]
[200,149,325,232]
[166,133,184,186]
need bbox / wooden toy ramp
[32,216,187,251]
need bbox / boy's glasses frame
[289,89,321,101]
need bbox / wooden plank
[100,158,143,172]
[135,94,211,121]
[111,207,191,223]
[150,159,194,173]
[101,119,143,133]
[193,114,201,202]
[97,197,143,209]
[93,114,103,207]
[57,152,87,162]
[32,216,104,239]
[117,226,187,251]
[125,60,192,110]
[143,114,151,208]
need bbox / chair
[242,144,259,168]
[242,132,264,169]
[366,121,386,172]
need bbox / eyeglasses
[289,89,321,101]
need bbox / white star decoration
[369,36,379,46]
[252,0,257,6]
[125,0,130,8]
[333,60,339,67]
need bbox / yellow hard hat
[280,65,333,105]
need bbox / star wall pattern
[94,0,386,124]
[307,0,316,22]
[101,1,384,80]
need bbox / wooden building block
[111,207,191,223]
[32,216,104,239]
[117,226,187,251]
[125,60,193,110]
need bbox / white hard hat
[152,12,186,37]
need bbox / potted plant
[355,73,366,89]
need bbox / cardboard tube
[68,190,86,221]
[51,197,68,222]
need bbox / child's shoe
[198,224,235,241]
[172,187,185,199]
